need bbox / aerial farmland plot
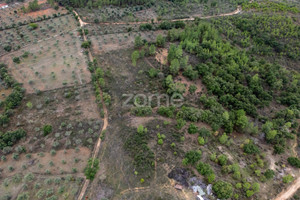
[0,14,78,55]
[0,29,90,93]
[0,0,68,29]
[0,0,300,200]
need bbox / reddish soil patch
[155,48,168,65]
[175,73,205,96]
[129,115,173,128]
[0,88,12,101]
[23,7,67,18]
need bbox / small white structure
[206,184,213,195]
[0,3,8,9]
[193,185,206,200]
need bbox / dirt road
[273,177,300,200]
[273,136,300,200]
[84,5,242,26]
[74,10,109,200]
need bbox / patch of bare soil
[273,135,300,200]
[0,88,12,101]
[23,7,67,18]
[135,8,158,22]
[90,30,165,54]
[129,115,172,128]
[274,176,300,200]
[175,73,205,96]
[155,48,168,65]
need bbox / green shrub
[84,158,100,180]
[288,157,300,168]
[0,129,26,150]
[283,174,294,183]
[199,127,211,137]
[182,150,201,165]
[218,154,228,166]
[207,173,216,183]
[131,106,152,116]
[140,23,152,31]
[149,44,156,55]
[28,23,38,30]
[243,142,260,154]
[13,57,21,64]
[188,123,198,134]
[198,137,205,145]
[156,35,165,47]
[134,36,144,48]
[158,139,163,145]
[4,45,12,52]
[197,162,213,176]
[219,133,228,144]
[264,169,275,180]
[81,41,91,48]
[157,106,175,118]
[189,85,197,94]
[43,125,53,136]
[131,50,140,66]
[213,181,233,199]
[17,192,29,200]
[148,68,159,78]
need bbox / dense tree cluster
[0,63,25,126]
[167,20,299,117]
[161,21,299,155]
[214,13,300,60]
[0,129,26,150]
[21,0,40,12]
[261,108,299,154]
[242,1,299,13]
[182,150,202,165]
[84,158,100,180]
[212,180,233,199]
[288,157,300,168]
[197,161,215,183]
[131,106,152,116]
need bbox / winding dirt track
[274,177,300,200]
[75,2,300,199]
[273,136,299,200]
[74,11,109,200]
[79,6,242,26]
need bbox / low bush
[0,129,26,150]
[43,125,53,136]
[288,157,300,168]
[84,158,100,180]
